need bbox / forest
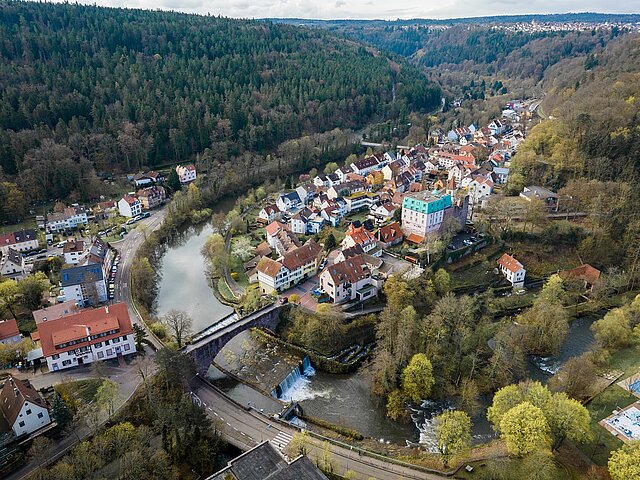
[0,1,440,217]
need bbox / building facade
[401,192,453,240]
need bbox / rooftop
[32,300,80,325]
[0,376,49,426]
[497,253,524,273]
[0,319,19,341]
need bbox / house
[334,244,365,263]
[497,253,526,288]
[371,202,397,222]
[133,171,164,187]
[468,175,494,206]
[488,119,505,136]
[492,167,510,184]
[176,164,197,184]
[319,254,380,304]
[401,191,453,241]
[63,239,86,265]
[60,264,107,306]
[256,241,322,294]
[335,166,353,183]
[0,248,25,278]
[118,195,142,218]
[0,319,21,345]
[342,222,381,257]
[206,441,328,480]
[32,300,80,325]
[327,180,366,200]
[375,222,404,248]
[0,229,39,255]
[36,303,135,372]
[276,191,302,212]
[45,205,89,233]
[84,238,115,280]
[520,186,559,212]
[560,264,602,291]
[295,184,316,204]
[136,186,166,210]
[350,156,380,177]
[266,221,291,248]
[257,205,281,224]
[344,194,376,213]
[0,377,51,437]
[94,201,117,220]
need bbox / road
[191,377,448,480]
[112,210,167,350]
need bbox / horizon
[40,0,640,22]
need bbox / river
[156,196,236,333]
[155,198,601,449]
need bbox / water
[527,313,598,383]
[156,197,235,333]
[273,356,312,399]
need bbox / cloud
[47,0,640,20]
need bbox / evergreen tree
[51,392,72,429]
[167,170,181,192]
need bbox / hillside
[0,2,439,211]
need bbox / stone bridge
[184,303,283,375]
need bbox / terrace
[600,402,640,443]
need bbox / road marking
[270,431,293,452]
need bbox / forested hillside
[0,2,439,211]
[509,33,640,272]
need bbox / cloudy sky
[50,0,640,20]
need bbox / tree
[201,234,228,278]
[549,354,597,401]
[131,257,157,311]
[546,393,592,451]
[133,324,149,351]
[386,389,407,420]
[487,384,524,432]
[288,431,310,456]
[161,309,193,348]
[323,162,339,174]
[435,410,471,466]
[608,442,640,480]
[96,379,118,418]
[345,154,358,166]
[167,169,181,192]
[401,353,434,403]
[231,236,254,261]
[432,268,451,295]
[51,392,72,429]
[500,402,551,456]
[18,272,50,311]
[591,308,634,350]
[324,233,337,251]
[0,279,19,318]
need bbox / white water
[279,366,333,402]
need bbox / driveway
[286,276,320,312]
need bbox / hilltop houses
[176,164,197,184]
[118,195,142,218]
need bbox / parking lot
[448,232,483,251]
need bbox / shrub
[149,322,167,339]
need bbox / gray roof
[61,264,104,287]
[208,442,327,480]
[280,191,301,203]
[4,248,22,266]
[13,229,37,243]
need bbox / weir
[271,356,312,399]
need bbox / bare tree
[161,309,193,348]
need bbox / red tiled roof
[0,319,19,341]
[345,224,375,246]
[376,222,404,244]
[256,257,283,278]
[497,253,524,273]
[281,241,321,271]
[324,254,370,285]
[560,264,601,286]
[37,303,133,357]
[32,300,80,324]
[405,233,424,244]
[265,221,287,237]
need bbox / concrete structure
[0,377,51,437]
[176,164,197,184]
[185,304,282,376]
[497,253,526,288]
[37,303,135,372]
[401,191,453,241]
[118,195,142,218]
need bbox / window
[37,412,43,419]
[106,349,113,356]
[52,354,60,360]
[95,342,102,348]
[26,409,31,415]
[113,337,120,343]
[122,335,127,340]
[62,360,72,366]
[19,421,25,428]
[97,351,104,359]
[124,344,130,351]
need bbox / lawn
[454,456,576,480]
[217,277,237,302]
[505,240,580,278]
[54,378,105,408]
[0,217,38,234]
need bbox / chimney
[14,387,19,397]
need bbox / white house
[319,254,380,304]
[0,229,39,255]
[176,164,197,184]
[350,156,380,177]
[37,303,135,372]
[401,191,453,240]
[497,253,526,288]
[256,241,321,294]
[468,175,494,206]
[257,204,281,224]
[0,248,25,278]
[342,223,381,257]
[295,184,316,204]
[276,191,302,212]
[45,205,88,233]
[117,195,142,218]
[62,239,86,265]
[0,377,51,437]
[60,264,108,306]
[492,167,510,184]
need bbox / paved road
[113,210,167,350]
[191,377,447,480]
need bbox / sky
[48,0,640,20]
